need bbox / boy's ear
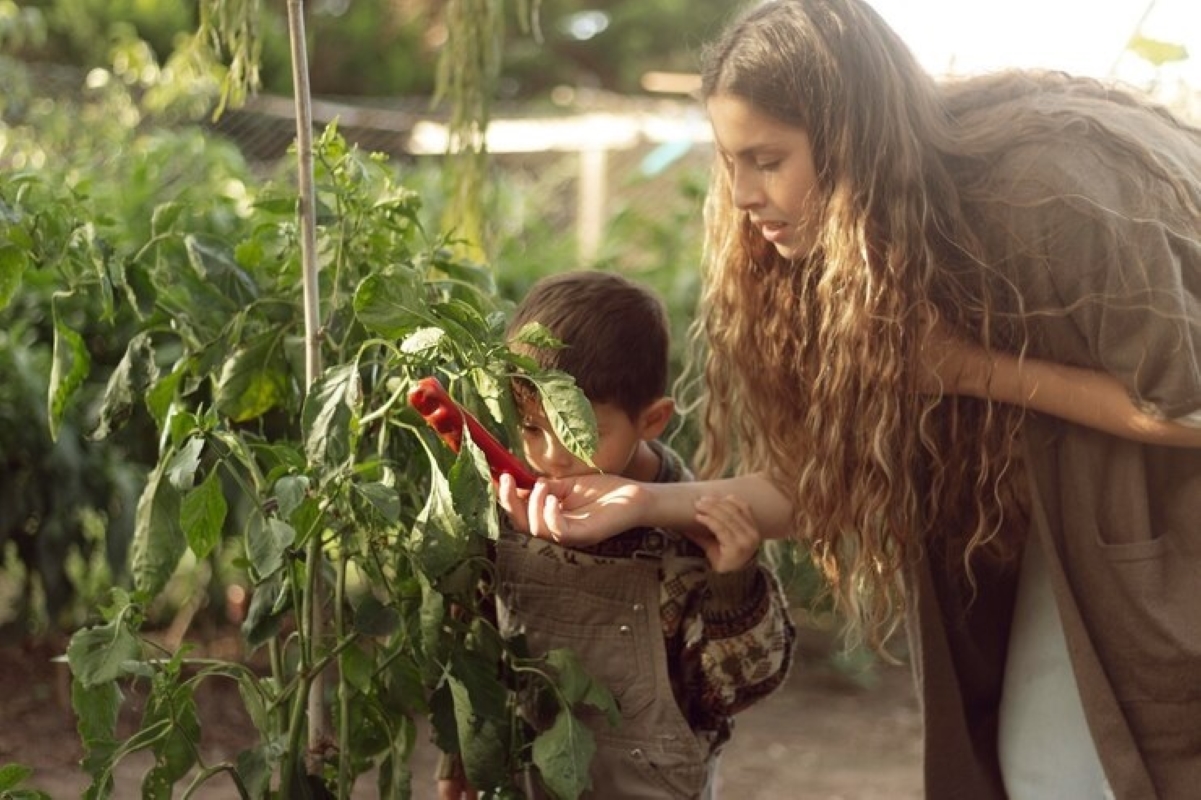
[637,397,675,441]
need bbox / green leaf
[149,201,184,235]
[146,367,186,431]
[140,669,201,798]
[379,650,427,719]
[427,682,459,754]
[184,234,259,306]
[302,363,360,467]
[432,298,491,341]
[235,742,282,800]
[181,468,228,560]
[214,329,291,422]
[452,440,499,542]
[72,677,121,798]
[48,292,92,441]
[245,512,295,578]
[355,481,401,523]
[410,463,470,580]
[165,436,205,491]
[274,474,310,520]
[532,709,597,800]
[241,574,287,650]
[0,243,26,311]
[91,331,159,440]
[533,371,596,465]
[340,641,376,694]
[0,764,34,791]
[448,651,511,791]
[251,192,298,215]
[130,459,186,599]
[67,620,143,688]
[509,321,564,350]
[545,649,619,725]
[352,594,400,637]
[400,326,447,357]
[353,271,430,338]
[417,571,447,681]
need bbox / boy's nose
[535,437,576,475]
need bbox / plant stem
[336,544,351,799]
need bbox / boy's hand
[498,472,647,546]
[692,495,762,573]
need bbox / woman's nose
[730,167,762,210]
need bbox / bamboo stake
[285,0,328,782]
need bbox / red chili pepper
[408,376,536,490]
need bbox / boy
[438,270,796,799]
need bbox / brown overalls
[496,530,719,799]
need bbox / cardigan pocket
[1086,529,1201,704]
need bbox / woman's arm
[925,321,1201,447]
[982,351,1201,446]
[499,471,795,548]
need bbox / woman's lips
[758,220,791,243]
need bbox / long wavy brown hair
[689,0,1201,647]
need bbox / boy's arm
[684,561,796,723]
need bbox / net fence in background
[4,62,713,266]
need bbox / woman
[502,1,1201,797]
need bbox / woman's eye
[755,160,780,172]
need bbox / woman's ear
[637,397,675,441]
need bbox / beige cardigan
[908,103,1201,799]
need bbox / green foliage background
[8,0,738,99]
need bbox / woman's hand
[497,472,649,546]
[692,494,763,573]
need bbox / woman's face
[707,93,821,259]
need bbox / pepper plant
[14,117,613,799]
[1,0,619,794]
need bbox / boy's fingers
[497,473,530,532]
[679,525,718,549]
[526,480,550,539]
[695,500,747,537]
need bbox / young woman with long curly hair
[500,1,1201,796]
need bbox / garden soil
[0,626,922,799]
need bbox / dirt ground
[0,628,922,799]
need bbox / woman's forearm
[644,472,795,540]
[979,352,1201,447]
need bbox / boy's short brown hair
[506,270,670,418]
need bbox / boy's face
[517,400,650,479]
